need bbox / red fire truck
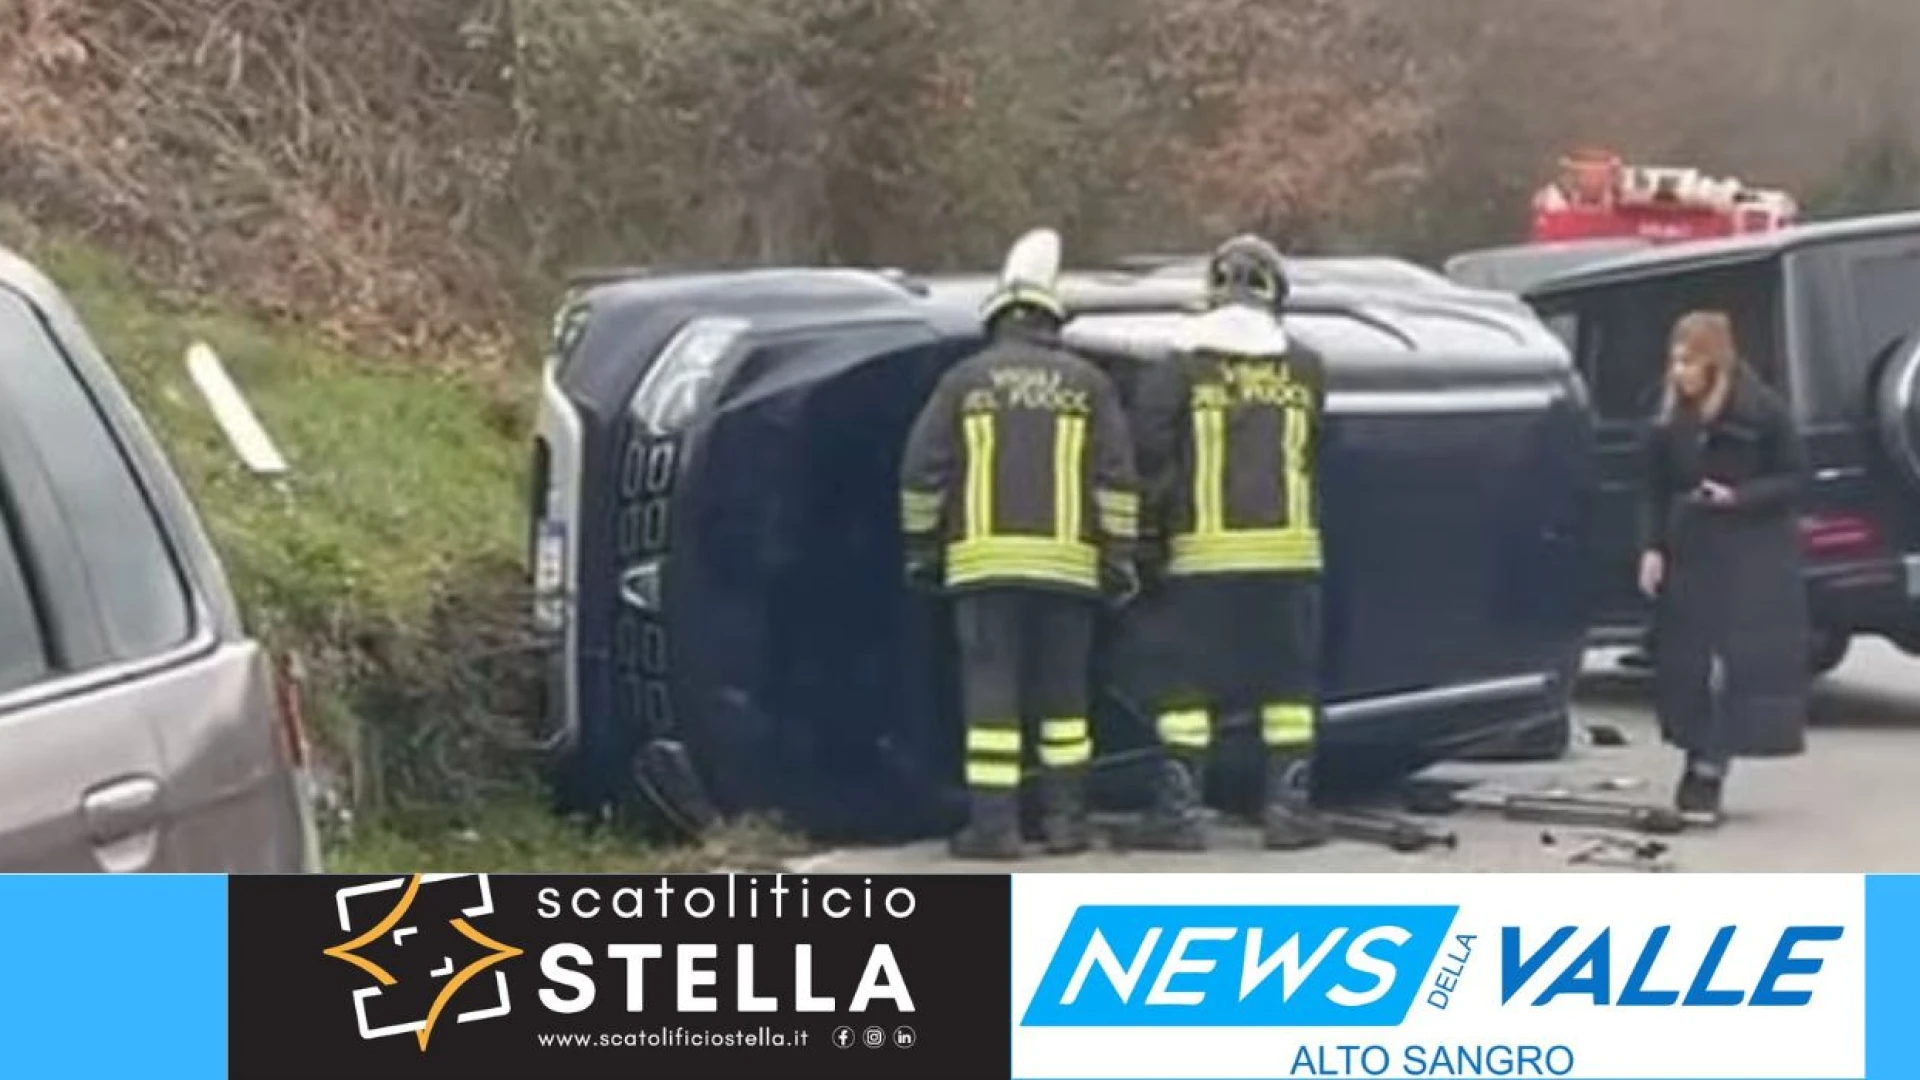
[1531,148,1798,244]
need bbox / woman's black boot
[1674,756,1726,827]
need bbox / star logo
[321,874,524,1051]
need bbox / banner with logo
[1011,873,1920,1080]
[227,873,1008,1080]
[4,872,1920,1078]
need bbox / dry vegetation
[3,0,1920,863]
[6,0,1920,358]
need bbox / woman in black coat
[1638,310,1810,825]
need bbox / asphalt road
[790,640,1920,875]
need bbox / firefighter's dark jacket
[899,333,1138,597]
[1131,341,1327,576]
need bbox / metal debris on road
[1425,783,1688,835]
[1591,776,1645,793]
[1322,809,1458,853]
[1541,829,1675,872]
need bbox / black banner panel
[228,873,1011,1080]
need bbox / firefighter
[898,228,1141,861]
[1127,234,1332,852]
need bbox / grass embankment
[7,222,770,871]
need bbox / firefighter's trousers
[953,588,1097,795]
[1146,574,1323,761]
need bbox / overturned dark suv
[527,258,1595,840]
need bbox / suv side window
[1794,235,1920,422]
[0,499,49,693]
[1576,261,1783,423]
[1849,248,1920,366]
[0,288,191,663]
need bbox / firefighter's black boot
[1260,751,1331,851]
[1041,768,1092,855]
[949,791,1023,860]
[1130,754,1208,851]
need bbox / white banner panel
[1010,874,1865,1080]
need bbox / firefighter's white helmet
[980,227,1066,325]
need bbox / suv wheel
[1875,333,1920,493]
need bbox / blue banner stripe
[1866,874,1920,1079]
[0,874,228,1079]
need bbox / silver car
[0,245,318,872]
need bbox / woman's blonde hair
[1659,309,1739,422]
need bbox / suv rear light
[270,650,312,770]
[1798,513,1882,560]
[533,519,568,633]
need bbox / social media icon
[832,1026,855,1049]
[893,1025,917,1049]
[863,1026,886,1049]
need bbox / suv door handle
[81,775,162,872]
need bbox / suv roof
[562,256,1559,367]
[569,254,1486,316]
[916,263,1560,363]
[1525,210,1920,298]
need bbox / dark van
[1523,211,1920,674]
[528,262,1593,839]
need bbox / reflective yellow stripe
[1040,742,1092,767]
[1192,407,1225,537]
[1168,528,1322,575]
[1041,718,1088,745]
[1055,414,1086,543]
[945,536,1101,590]
[1261,703,1316,748]
[1157,708,1212,749]
[1096,489,1138,539]
[1283,404,1312,532]
[1040,716,1092,769]
[966,761,1022,788]
[966,723,1022,789]
[963,412,995,542]
[901,489,942,534]
[966,726,1021,754]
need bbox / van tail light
[270,650,312,771]
[1798,513,1882,561]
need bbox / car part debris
[1571,843,1674,872]
[185,342,289,476]
[1543,830,1675,871]
[1419,783,1686,835]
[1541,829,1669,859]
[1322,809,1457,853]
[1590,776,1644,793]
